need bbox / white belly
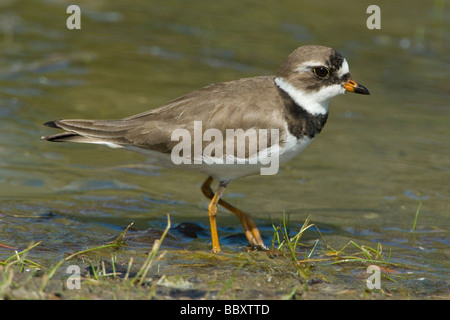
[107,133,312,182]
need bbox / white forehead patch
[337,58,350,78]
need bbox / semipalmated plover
[42,45,369,253]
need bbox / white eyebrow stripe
[296,58,350,79]
[295,61,323,72]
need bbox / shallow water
[0,0,449,299]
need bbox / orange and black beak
[343,80,370,95]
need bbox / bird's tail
[41,119,135,147]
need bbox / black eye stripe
[341,72,351,81]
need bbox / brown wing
[42,76,288,155]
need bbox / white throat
[275,77,345,116]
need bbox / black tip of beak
[355,84,370,95]
[343,80,370,95]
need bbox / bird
[42,45,369,253]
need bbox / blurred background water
[0,0,448,297]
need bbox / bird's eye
[313,67,330,78]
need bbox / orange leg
[207,183,225,253]
[201,176,267,252]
